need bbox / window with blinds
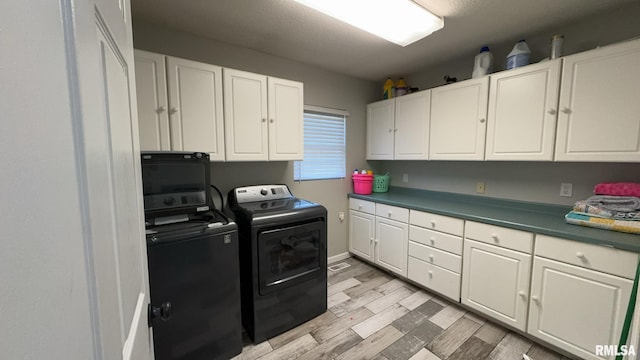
[294,109,346,181]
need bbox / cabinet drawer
[409,241,462,273]
[465,221,533,254]
[410,210,464,236]
[535,235,640,279]
[349,198,376,215]
[409,225,463,255]
[376,203,409,223]
[408,257,461,302]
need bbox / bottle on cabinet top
[506,40,531,70]
[472,46,494,78]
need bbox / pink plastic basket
[352,174,374,195]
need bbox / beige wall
[133,3,640,255]
[133,21,378,257]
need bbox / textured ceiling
[131,0,636,81]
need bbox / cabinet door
[461,239,531,331]
[366,99,395,160]
[430,78,489,160]
[349,211,375,262]
[394,91,430,160]
[224,69,268,161]
[555,39,640,162]
[267,77,304,161]
[375,217,408,277]
[134,50,170,151]
[166,57,225,160]
[528,257,633,360]
[486,60,561,161]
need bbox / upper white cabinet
[224,68,303,161]
[486,59,561,161]
[134,51,170,151]
[366,91,431,160]
[429,78,489,160]
[555,38,640,162]
[366,99,395,160]
[395,91,431,160]
[134,50,225,160]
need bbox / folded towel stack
[565,182,640,234]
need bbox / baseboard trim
[328,252,351,264]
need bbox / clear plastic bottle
[506,40,531,70]
[472,46,494,78]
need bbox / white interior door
[90,0,152,359]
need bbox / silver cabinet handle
[270,119,275,123]
[156,106,166,114]
[547,108,557,115]
[561,107,571,114]
[479,118,486,123]
[169,107,178,115]
[262,118,266,123]
[531,295,540,303]
[388,129,393,133]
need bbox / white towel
[585,195,640,212]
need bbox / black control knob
[260,188,268,196]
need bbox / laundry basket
[352,174,374,195]
[373,174,390,193]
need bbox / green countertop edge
[349,187,640,253]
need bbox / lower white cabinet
[408,210,464,301]
[461,239,531,331]
[348,199,408,277]
[348,199,376,261]
[348,210,375,262]
[375,216,408,277]
[461,222,533,331]
[374,204,409,277]
[528,235,638,360]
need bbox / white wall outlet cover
[560,183,573,197]
[402,173,409,182]
[476,181,485,194]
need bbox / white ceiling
[131,0,636,81]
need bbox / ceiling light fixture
[293,0,444,47]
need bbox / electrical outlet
[338,212,345,221]
[560,183,573,197]
[476,181,485,194]
[402,173,409,183]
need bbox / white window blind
[294,109,346,181]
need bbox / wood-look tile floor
[232,257,571,360]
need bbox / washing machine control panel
[233,185,294,203]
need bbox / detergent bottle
[471,46,494,78]
[383,77,395,99]
[506,40,531,70]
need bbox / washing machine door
[257,219,326,295]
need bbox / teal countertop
[349,187,640,253]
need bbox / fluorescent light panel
[294,0,444,47]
